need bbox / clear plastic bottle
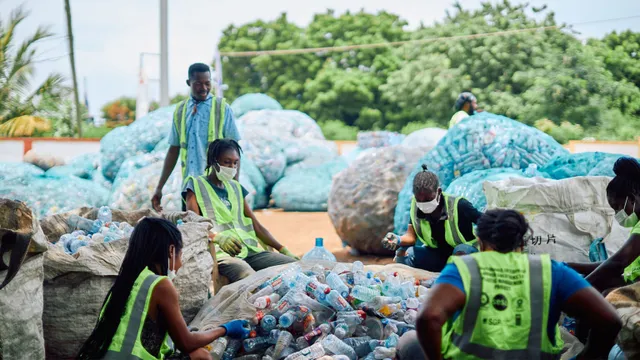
[374,346,396,359]
[279,310,297,328]
[254,293,281,309]
[404,298,420,309]
[209,337,228,360]
[336,310,366,327]
[342,337,373,358]
[320,334,356,360]
[243,336,271,352]
[365,296,402,309]
[332,263,350,275]
[295,336,310,351]
[302,238,337,262]
[404,309,418,325]
[261,315,277,332]
[283,343,326,360]
[273,330,294,359]
[525,163,538,177]
[67,215,97,233]
[381,318,415,330]
[235,355,260,360]
[303,323,331,342]
[222,339,241,360]
[311,264,326,283]
[326,290,353,312]
[369,333,399,350]
[97,206,113,223]
[326,273,349,298]
[399,281,416,299]
[249,285,275,304]
[351,286,380,302]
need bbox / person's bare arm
[243,201,283,251]
[565,262,601,276]
[562,287,622,359]
[154,279,226,353]
[416,283,466,360]
[185,190,201,216]
[152,146,180,212]
[399,224,418,247]
[586,234,640,291]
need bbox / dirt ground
[254,209,394,265]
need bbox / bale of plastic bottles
[540,152,629,179]
[0,200,48,360]
[190,261,438,360]
[329,147,424,255]
[394,112,568,233]
[0,162,44,183]
[272,160,348,212]
[444,167,544,212]
[238,110,325,141]
[100,105,175,180]
[240,139,288,187]
[241,156,268,209]
[400,127,447,150]
[109,161,182,211]
[357,131,405,149]
[39,209,214,359]
[0,174,110,219]
[231,93,283,119]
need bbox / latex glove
[279,246,300,260]
[216,233,243,257]
[221,319,251,339]
[381,233,400,251]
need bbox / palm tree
[0,7,66,126]
[64,0,83,137]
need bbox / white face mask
[216,164,237,182]
[416,194,440,214]
[168,249,177,281]
[615,197,639,228]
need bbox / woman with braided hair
[568,157,640,292]
[396,209,621,360]
[381,164,481,272]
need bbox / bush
[319,120,358,140]
[534,119,584,144]
[400,121,442,135]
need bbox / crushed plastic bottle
[326,273,350,298]
[244,336,272,352]
[283,343,326,360]
[326,290,353,312]
[97,206,113,223]
[250,285,275,304]
[302,238,337,262]
[321,334,357,360]
[254,294,281,309]
[210,337,228,360]
[222,339,242,360]
[260,315,277,332]
[343,336,373,358]
[369,333,400,350]
[272,330,294,359]
[351,286,380,302]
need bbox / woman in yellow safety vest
[382,164,482,272]
[78,218,250,360]
[185,139,298,284]
[568,157,640,291]
[397,209,621,360]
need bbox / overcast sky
[5,0,640,117]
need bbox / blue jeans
[395,244,478,272]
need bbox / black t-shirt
[206,178,249,211]
[416,197,482,254]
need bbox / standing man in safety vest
[152,63,241,212]
[449,92,478,128]
[382,165,481,272]
[395,209,621,360]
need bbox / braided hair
[606,157,640,200]
[205,139,242,174]
[413,164,439,195]
[476,209,530,253]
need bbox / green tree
[101,97,136,122]
[0,7,65,124]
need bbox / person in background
[449,92,478,128]
[397,209,621,360]
[152,63,241,213]
[186,139,298,283]
[77,218,250,360]
[567,157,640,293]
[382,165,481,272]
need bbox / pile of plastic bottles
[539,152,629,180]
[400,128,447,151]
[394,112,568,233]
[357,131,406,150]
[54,206,134,255]
[232,93,283,120]
[203,261,432,360]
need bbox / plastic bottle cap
[315,238,324,247]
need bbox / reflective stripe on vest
[190,176,263,258]
[173,98,225,180]
[103,271,166,359]
[411,195,467,248]
[449,255,559,360]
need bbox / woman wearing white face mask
[78,218,250,359]
[185,139,298,284]
[382,164,482,272]
[568,157,640,293]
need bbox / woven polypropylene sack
[445,168,540,211]
[231,93,282,119]
[606,282,640,358]
[540,152,629,179]
[484,176,627,263]
[241,156,268,209]
[394,112,567,233]
[271,160,347,211]
[0,175,110,218]
[40,209,213,359]
[401,128,447,150]
[240,139,287,187]
[109,161,182,211]
[237,110,325,141]
[357,131,406,149]
[329,147,424,255]
[100,105,175,180]
[189,261,438,330]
